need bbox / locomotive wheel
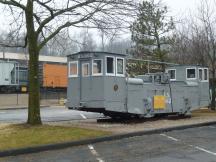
[178,113,191,118]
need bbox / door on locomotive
[197,67,209,107]
[80,59,91,103]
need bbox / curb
[0,105,50,110]
[0,120,216,157]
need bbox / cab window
[69,61,78,77]
[199,68,208,81]
[154,75,161,83]
[93,59,102,75]
[82,63,89,77]
[199,69,203,80]
[116,57,124,76]
[204,68,208,81]
[186,68,196,79]
[167,69,176,80]
[106,56,115,75]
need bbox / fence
[0,89,66,107]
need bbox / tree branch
[0,41,27,48]
[0,0,26,10]
[36,0,98,36]
[34,0,54,18]
[38,11,96,50]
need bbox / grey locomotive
[66,51,210,118]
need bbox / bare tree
[99,28,105,51]
[170,20,207,66]
[0,0,136,125]
[104,38,132,54]
[45,31,79,56]
[198,0,216,110]
[0,30,26,53]
[79,29,97,51]
[170,0,216,110]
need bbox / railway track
[97,115,191,124]
[45,114,190,124]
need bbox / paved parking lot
[1,125,216,162]
[0,107,103,123]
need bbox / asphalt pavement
[0,107,103,123]
[1,125,216,162]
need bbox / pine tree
[131,0,174,69]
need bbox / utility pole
[3,47,5,60]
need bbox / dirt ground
[50,108,216,134]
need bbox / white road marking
[80,113,87,119]
[209,126,216,128]
[88,145,94,150]
[160,133,216,157]
[88,145,104,162]
[88,145,99,156]
[96,157,105,162]
[194,146,216,156]
[160,133,179,142]
[0,112,6,114]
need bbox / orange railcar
[42,63,67,88]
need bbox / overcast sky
[164,0,216,19]
[0,0,214,44]
[0,0,206,29]
[165,0,198,14]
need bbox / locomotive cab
[165,65,210,108]
[67,51,127,114]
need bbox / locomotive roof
[167,64,208,68]
[67,51,127,57]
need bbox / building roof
[0,52,67,63]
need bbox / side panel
[170,87,185,113]
[43,63,67,88]
[67,78,80,108]
[126,81,200,115]
[104,77,126,112]
[199,82,210,107]
[81,77,105,108]
[170,83,200,112]
[0,62,15,85]
[184,86,199,110]
[127,84,145,114]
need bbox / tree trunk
[27,47,41,125]
[25,0,42,125]
[211,69,216,110]
[155,34,165,71]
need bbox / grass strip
[192,108,216,117]
[0,124,110,151]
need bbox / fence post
[16,93,18,105]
